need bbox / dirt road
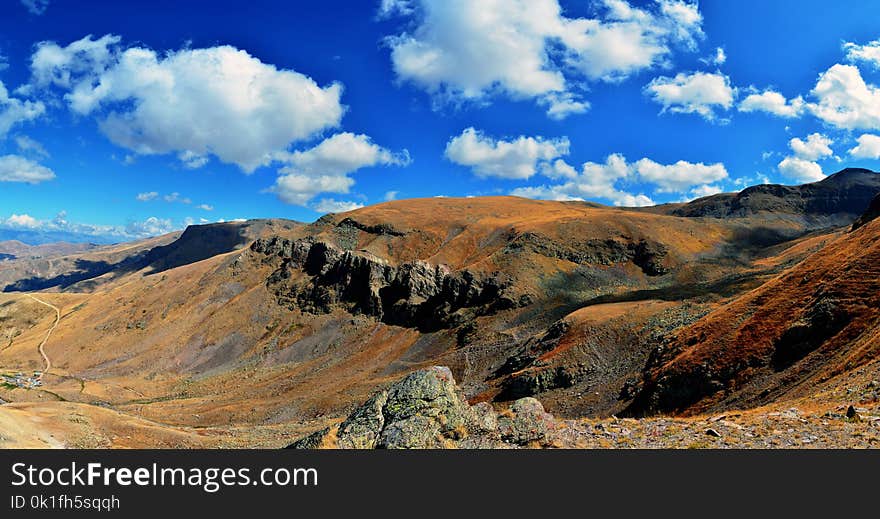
[25,294,59,379]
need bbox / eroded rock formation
[252,237,528,331]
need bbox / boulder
[287,366,561,449]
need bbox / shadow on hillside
[2,223,253,293]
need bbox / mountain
[0,228,120,246]
[625,197,880,416]
[668,168,880,227]
[0,219,299,293]
[0,240,97,259]
[1,172,879,448]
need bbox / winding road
[25,294,59,379]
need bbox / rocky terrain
[0,168,879,448]
[288,366,880,449]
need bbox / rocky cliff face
[503,232,669,276]
[287,366,562,449]
[252,237,529,331]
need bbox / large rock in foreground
[287,367,560,449]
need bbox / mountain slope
[626,207,880,416]
[668,168,880,226]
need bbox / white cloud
[511,153,654,207]
[0,212,180,241]
[196,204,214,211]
[843,38,880,68]
[0,154,55,183]
[3,213,40,228]
[775,133,833,183]
[645,71,734,120]
[711,47,726,65]
[378,0,415,18]
[29,35,345,172]
[687,184,723,199]
[0,81,45,138]
[634,157,728,192]
[808,64,880,130]
[14,135,49,158]
[124,216,175,238]
[312,198,365,213]
[788,133,833,161]
[777,156,825,183]
[738,89,805,118]
[382,0,704,118]
[849,134,880,159]
[163,192,192,204]
[383,190,399,201]
[444,127,569,179]
[178,150,209,169]
[20,0,49,15]
[511,153,724,206]
[136,191,158,202]
[270,132,409,205]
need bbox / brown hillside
[627,216,880,416]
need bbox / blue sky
[2,0,880,243]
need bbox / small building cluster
[1,371,42,389]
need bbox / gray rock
[336,391,388,449]
[286,427,331,449]
[377,366,470,449]
[287,366,561,449]
[469,402,498,433]
[497,397,556,445]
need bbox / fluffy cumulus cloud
[777,157,825,183]
[645,71,735,120]
[270,132,409,206]
[29,35,345,172]
[687,183,723,199]
[808,64,880,130]
[444,127,570,179]
[777,133,833,183]
[0,154,55,183]
[136,191,158,202]
[844,38,880,68]
[633,157,728,192]
[0,81,45,138]
[788,133,834,161]
[382,0,704,118]
[312,198,365,213]
[738,89,805,118]
[511,153,654,206]
[3,213,40,228]
[848,133,880,159]
[124,216,175,238]
[510,153,726,206]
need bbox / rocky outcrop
[287,366,561,449]
[503,232,669,276]
[336,217,406,237]
[852,193,880,231]
[252,237,528,331]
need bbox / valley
[1,169,879,448]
